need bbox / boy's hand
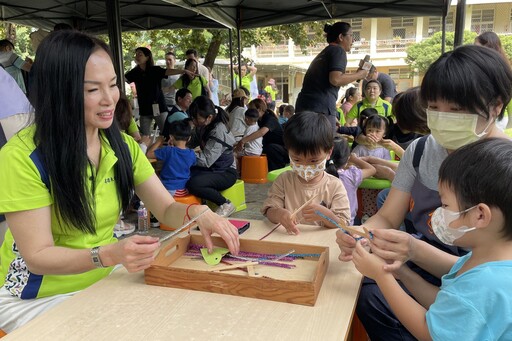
[301,203,326,223]
[279,210,300,235]
[352,241,387,280]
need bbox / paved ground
[231,182,272,220]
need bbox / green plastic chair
[267,166,292,182]
[359,177,391,189]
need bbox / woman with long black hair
[0,31,239,333]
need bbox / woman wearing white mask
[335,45,512,341]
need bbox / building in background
[214,0,512,107]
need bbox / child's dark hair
[421,45,512,120]
[358,108,378,131]
[175,88,192,102]
[393,87,429,135]
[278,104,286,116]
[362,113,389,136]
[439,138,512,240]
[245,108,259,121]
[239,86,250,97]
[169,119,192,141]
[284,105,295,115]
[114,91,133,132]
[326,138,351,177]
[342,87,358,103]
[0,39,15,50]
[283,111,333,156]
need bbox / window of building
[393,28,406,39]
[427,12,455,35]
[389,68,410,80]
[347,18,363,30]
[471,9,494,34]
[391,17,414,28]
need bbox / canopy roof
[0,0,228,33]
[164,0,451,29]
[1,0,451,33]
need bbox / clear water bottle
[137,201,149,234]
[151,126,159,144]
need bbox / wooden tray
[144,234,329,306]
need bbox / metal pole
[229,28,234,94]
[441,15,446,54]
[105,0,125,93]
[237,6,242,87]
[453,0,466,48]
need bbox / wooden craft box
[144,234,329,306]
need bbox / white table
[5,220,362,341]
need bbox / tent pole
[229,28,234,95]
[237,6,242,87]
[105,0,125,93]
[453,0,466,48]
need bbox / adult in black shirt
[235,98,288,171]
[295,22,368,134]
[125,47,189,136]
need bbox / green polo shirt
[172,76,208,100]
[0,126,154,299]
[346,97,393,121]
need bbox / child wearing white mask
[352,138,512,340]
[261,111,350,235]
[335,44,512,341]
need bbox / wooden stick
[247,265,256,277]
[258,222,282,241]
[314,210,371,240]
[290,192,321,219]
[210,261,259,272]
[343,225,371,240]
[259,193,321,240]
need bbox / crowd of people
[1,21,512,339]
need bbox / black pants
[187,167,237,206]
[263,143,289,171]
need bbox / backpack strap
[208,135,233,150]
[412,135,428,170]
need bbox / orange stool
[0,329,6,338]
[241,155,268,184]
[174,193,202,205]
[160,194,202,231]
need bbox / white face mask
[289,158,326,182]
[427,110,493,150]
[431,206,477,246]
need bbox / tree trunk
[7,23,16,43]
[203,32,223,69]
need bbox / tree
[406,31,478,74]
[3,19,331,73]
